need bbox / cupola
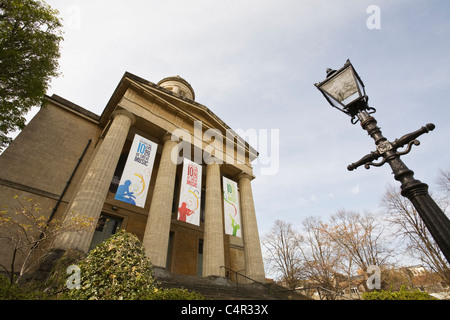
[157,76,195,101]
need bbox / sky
[12,1,450,258]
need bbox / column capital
[112,108,136,125]
[160,132,174,144]
[237,172,255,181]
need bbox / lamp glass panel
[321,67,359,105]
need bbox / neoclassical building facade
[0,72,266,282]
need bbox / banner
[223,177,241,237]
[115,134,157,208]
[177,158,202,226]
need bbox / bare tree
[382,184,450,284]
[435,169,450,194]
[322,210,395,276]
[435,168,450,213]
[300,217,344,299]
[261,220,304,288]
[0,196,94,284]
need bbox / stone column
[238,173,266,282]
[54,109,135,253]
[142,135,179,268]
[202,162,225,277]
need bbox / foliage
[0,0,63,150]
[0,274,49,300]
[0,196,94,284]
[63,229,157,300]
[144,287,205,300]
[62,229,204,300]
[362,286,437,300]
[1,229,204,300]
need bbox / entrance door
[89,214,123,251]
[197,239,203,277]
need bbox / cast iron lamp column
[314,59,450,264]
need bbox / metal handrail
[219,266,284,297]
[220,266,354,300]
[220,266,266,285]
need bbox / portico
[0,72,266,282]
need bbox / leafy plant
[64,229,157,300]
[0,0,64,150]
[144,287,205,300]
[0,274,49,300]
[61,229,204,300]
[0,196,94,284]
[362,286,437,300]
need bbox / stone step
[160,280,273,300]
[153,268,311,300]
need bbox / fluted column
[202,162,225,277]
[238,173,266,282]
[142,135,179,268]
[54,109,135,253]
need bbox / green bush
[363,287,438,300]
[62,229,204,300]
[1,230,204,300]
[0,275,50,300]
[63,230,157,300]
[145,287,205,300]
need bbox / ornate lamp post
[314,59,450,264]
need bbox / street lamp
[314,59,450,264]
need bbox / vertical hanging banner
[178,158,202,226]
[223,177,241,237]
[115,134,157,208]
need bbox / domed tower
[157,75,195,101]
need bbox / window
[200,185,206,222]
[109,153,128,193]
[166,231,174,270]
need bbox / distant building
[0,73,266,282]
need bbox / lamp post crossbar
[349,111,450,264]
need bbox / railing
[220,266,265,291]
[220,266,355,300]
[220,266,288,298]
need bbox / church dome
[157,76,195,101]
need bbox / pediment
[101,72,258,161]
[129,74,228,132]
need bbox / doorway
[89,214,123,251]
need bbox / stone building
[0,72,266,282]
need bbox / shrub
[62,229,204,300]
[64,230,157,300]
[145,287,205,300]
[363,286,438,300]
[0,275,50,300]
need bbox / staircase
[153,268,311,300]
